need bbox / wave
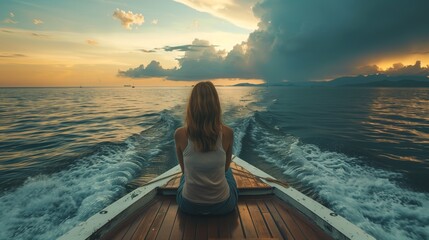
[0,110,180,240]
[2,107,427,240]
[245,113,429,240]
[230,116,253,156]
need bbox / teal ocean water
[0,87,428,239]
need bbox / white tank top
[182,132,230,204]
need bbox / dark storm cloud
[118,60,174,78]
[356,61,429,76]
[121,39,259,80]
[384,61,429,76]
[247,0,429,81]
[120,0,429,81]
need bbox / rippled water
[0,86,428,240]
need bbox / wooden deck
[101,162,333,240]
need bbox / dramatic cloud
[120,39,258,80]
[9,12,15,17]
[122,0,429,82]
[118,60,174,78]
[357,61,429,77]
[32,19,43,25]
[113,8,144,30]
[175,0,259,29]
[243,0,429,81]
[383,61,429,76]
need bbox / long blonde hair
[186,81,222,152]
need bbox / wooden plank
[233,170,244,188]
[230,208,245,239]
[262,212,284,239]
[265,200,294,240]
[257,199,269,213]
[156,201,179,240]
[241,172,253,188]
[145,199,171,240]
[235,172,247,188]
[169,210,185,240]
[285,205,320,240]
[102,204,150,240]
[167,175,181,188]
[218,213,231,238]
[123,200,162,240]
[244,173,258,187]
[174,175,181,186]
[237,202,258,238]
[207,216,219,239]
[108,222,130,240]
[278,198,332,240]
[195,216,208,239]
[165,179,173,188]
[102,194,332,240]
[272,198,307,240]
[183,213,196,240]
[246,200,271,238]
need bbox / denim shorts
[176,168,238,215]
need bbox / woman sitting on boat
[175,81,238,215]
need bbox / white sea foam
[250,119,429,240]
[0,113,177,240]
[232,116,252,156]
[0,141,142,240]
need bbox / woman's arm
[224,126,234,171]
[174,128,185,173]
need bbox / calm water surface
[0,87,428,240]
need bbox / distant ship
[124,84,132,87]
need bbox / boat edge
[58,165,181,240]
[60,155,375,240]
[232,156,375,240]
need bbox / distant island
[325,74,429,88]
[233,82,296,87]
[233,83,264,87]
[233,74,429,88]
[341,79,429,88]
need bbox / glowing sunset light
[1,0,429,86]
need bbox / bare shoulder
[174,127,187,140]
[222,125,234,140]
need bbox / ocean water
[0,87,428,240]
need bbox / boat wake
[0,110,180,240]
[1,106,427,240]
[236,113,429,240]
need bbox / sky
[1,0,429,86]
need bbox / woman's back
[182,132,230,203]
[175,81,237,215]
